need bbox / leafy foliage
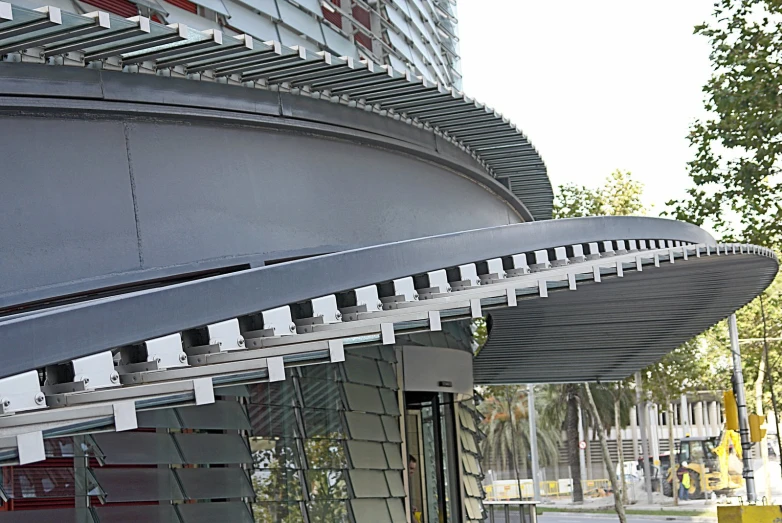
[553,170,646,219]
[669,0,782,247]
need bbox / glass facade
[248,346,405,522]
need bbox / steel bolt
[109,372,119,384]
[2,398,10,408]
[237,337,245,347]
[289,323,296,333]
[34,393,45,405]
[179,353,188,363]
[335,311,342,321]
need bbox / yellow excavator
[664,429,744,499]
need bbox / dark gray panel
[0,62,102,98]
[99,70,280,116]
[93,468,183,502]
[94,505,178,523]
[136,408,181,429]
[176,467,254,499]
[177,501,254,523]
[125,119,517,269]
[280,91,437,151]
[174,433,253,464]
[0,117,140,297]
[176,400,251,430]
[92,433,183,465]
[0,508,94,523]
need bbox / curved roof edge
[0,1,552,219]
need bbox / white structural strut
[0,241,774,464]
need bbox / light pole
[729,313,757,503]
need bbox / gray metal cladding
[0,65,529,311]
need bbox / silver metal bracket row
[0,241,774,464]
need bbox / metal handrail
[484,500,538,523]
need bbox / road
[538,514,713,523]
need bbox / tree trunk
[585,384,627,523]
[614,393,628,505]
[566,384,584,502]
[668,399,678,506]
[754,351,772,501]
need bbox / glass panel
[387,498,406,523]
[351,498,391,523]
[253,502,305,523]
[174,433,252,464]
[343,383,384,414]
[301,408,344,439]
[306,501,349,523]
[302,439,348,469]
[385,470,405,497]
[383,443,404,470]
[344,356,382,386]
[349,469,389,498]
[298,377,341,409]
[379,345,396,363]
[380,389,401,416]
[93,468,183,502]
[94,504,177,523]
[44,437,91,458]
[136,408,180,429]
[249,381,295,406]
[251,468,303,501]
[381,416,402,443]
[248,404,299,438]
[177,467,254,499]
[305,469,348,500]
[0,509,95,523]
[92,433,183,465]
[3,467,80,499]
[178,501,254,523]
[348,346,381,360]
[214,384,251,397]
[176,400,251,431]
[299,364,340,381]
[346,441,388,470]
[251,437,301,469]
[345,412,386,442]
[377,361,398,390]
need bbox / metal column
[528,384,542,501]
[729,313,756,503]
[636,371,653,504]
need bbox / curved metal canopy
[0,217,776,462]
[0,1,552,218]
[476,252,778,384]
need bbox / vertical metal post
[577,404,588,484]
[635,371,653,504]
[528,384,542,501]
[729,313,756,502]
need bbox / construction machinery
[664,431,743,499]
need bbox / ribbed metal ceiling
[0,1,552,219]
[475,254,779,384]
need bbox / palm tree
[478,386,562,488]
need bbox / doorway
[405,391,462,523]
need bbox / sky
[457,1,716,215]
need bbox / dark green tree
[670,0,782,247]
